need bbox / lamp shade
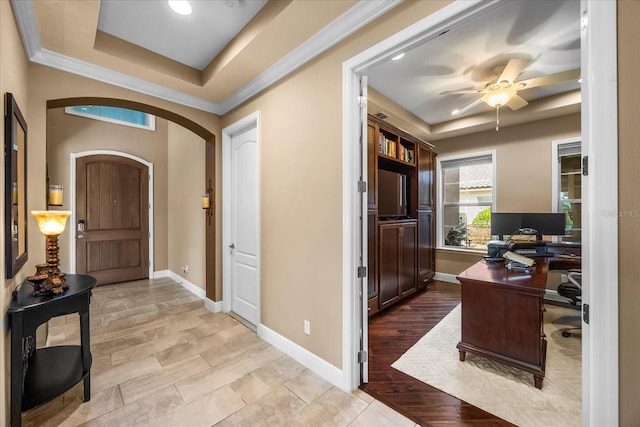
[31,211,71,236]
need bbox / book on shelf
[388,140,396,158]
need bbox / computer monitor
[521,213,566,240]
[490,212,566,240]
[490,213,523,239]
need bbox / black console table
[8,274,97,426]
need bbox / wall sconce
[48,184,63,206]
[202,179,213,226]
[28,210,71,295]
[12,182,18,205]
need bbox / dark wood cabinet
[367,210,379,315]
[367,122,378,209]
[367,115,435,316]
[417,143,434,209]
[417,209,434,288]
[379,221,417,309]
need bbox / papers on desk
[504,251,535,272]
[504,251,534,266]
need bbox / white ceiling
[366,0,581,126]
[97,0,268,71]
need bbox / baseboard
[152,269,171,278]
[165,271,206,299]
[154,269,222,313]
[205,298,223,313]
[434,272,460,284]
[153,273,341,389]
[257,323,343,389]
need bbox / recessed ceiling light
[168,0,192,15]
[391,53,405,61]
[451,109,460,116]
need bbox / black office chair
[557,271,582,337]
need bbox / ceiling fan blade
[498,58,529,83]
[453,97,484,115]
[506,94,528,110]
[517,68,581,90]
[439,88,485,96]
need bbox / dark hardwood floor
[361,280,514,426]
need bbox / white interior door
[225,120,260,326]
[359,75,369,383]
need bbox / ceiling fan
[440,58,580,130]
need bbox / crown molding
[11,0,41,58]
[31,49,223,114]
[12,0,401,115]
[219,0,402,113]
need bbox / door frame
[69,150,154,279]
[221,111,261,322]
[341,0,618,425]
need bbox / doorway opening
[342,0,618,425]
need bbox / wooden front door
[76,155,149,285]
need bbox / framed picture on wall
[5,93,28,279]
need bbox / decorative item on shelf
[202,179,213,226]
[48,184,63,206]
[27,210,71,296]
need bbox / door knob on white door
[229,243,235,249]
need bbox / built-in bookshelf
[367,115,436,317]
[377,130,415,164]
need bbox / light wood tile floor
[22,277,416,426]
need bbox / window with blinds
[439,152,494,250]
[65,106,155,131]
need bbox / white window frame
[65,106,156,131]
[436,150,496,252]
[551,137,582,243]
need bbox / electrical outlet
[304,320,311,335]
[183,265,189,274]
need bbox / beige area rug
[391,304,581,427]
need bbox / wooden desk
[456,258,573,389]
[8,274,96,426]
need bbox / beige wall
[1,0,31,423]
[46,108,170,272]
[434,113,581,275]
[617,2,640,425]
[222,0,452,368]
[167,122,207,289]
[435,250,484,277]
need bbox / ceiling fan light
[486,87,516,108]
[168,0,192,15]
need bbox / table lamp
[28,210,71,295]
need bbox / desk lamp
[28,210,71,295]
